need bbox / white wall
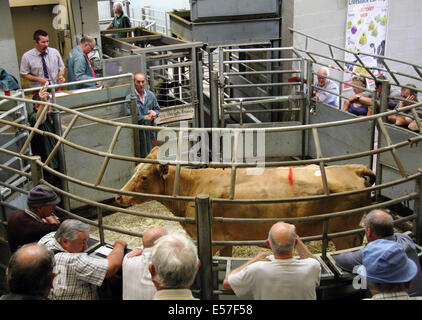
[0,2,20,82]
[284,0,422,88]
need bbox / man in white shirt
[313,66,340,109]
[223,222,321,300]
[122,227,167,300]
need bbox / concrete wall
[0,2,19,81]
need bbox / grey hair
[151,233,199,289]
[80,35,95,45]
[113,1,123,13]
[317,66,330,77]
[364,209,394,238]
[54,219,90,242]
[268,223,296,255]
[368,280,407,293]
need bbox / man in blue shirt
[333,209,422,297]
[125,72,160,157]
[66,36,99,90]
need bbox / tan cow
[115,147,375,255]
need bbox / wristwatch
[356,95,361,102]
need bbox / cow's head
[115,147,169,207]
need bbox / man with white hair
[106,2,131,38]
[313,66,340,109]
[223,222,321,300]
[122,227,168,300]
[148,233,200,300]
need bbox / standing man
[38,219,127,300]
[7,184,61,254]
[313,66,340,109]
[20,30,65,88]
[29,87,61,188]
[66,36,100,90]
[106,2,131,38]
[223,222,321,300]
[125,72,160,157]
[122,227,168,300]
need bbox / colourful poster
[344,0,389,88]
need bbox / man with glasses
[66,36,101,90]
[38,219,127,300]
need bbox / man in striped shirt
[38,219,127,300]
[20,30,65,88]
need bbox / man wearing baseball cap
[7,184,61,253]
[358,239,422,300]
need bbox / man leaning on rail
[7,184,61,254]
[38,219,127,300]
[223,222,321,300]
[333,209,422,297]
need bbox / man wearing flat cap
[358,239,422,300]
[7,184,61,253]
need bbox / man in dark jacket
[7,184,61,253]
[333,209,422,297]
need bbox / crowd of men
[2,184,422,301]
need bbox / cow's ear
[158,164,169,177]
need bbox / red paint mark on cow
[288,167,294,186]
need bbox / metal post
[302,59,313,159]
[374,80,390,200]
[97,206,105,245]
[195,194,214,300]
[210,71,219,129]
[130,91,141,159]
[51,89,70,211]
[415,170,422,246]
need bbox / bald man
[1,243,55,300]
[333,209,422,296]
[313,66,340,109]
[122,227,168,300]
[223,222,321,300]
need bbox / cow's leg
[332,233,364,250]
[219,246,233,257]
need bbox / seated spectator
[387,84,418,128]
[333,209,422,296]
[222,222,321,300]
[122,227,168,300]
[0,243,55,300]
[38,219,127,300]
[7,184,61,254]
[149,233,200,300]
[343,76,373,116]
[357,239,422,300]
[313,66,340,109]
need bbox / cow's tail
[355,165,376,186]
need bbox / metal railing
[1,31,422,299]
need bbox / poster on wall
[344,0,389,88]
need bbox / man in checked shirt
[38,219,127,300]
